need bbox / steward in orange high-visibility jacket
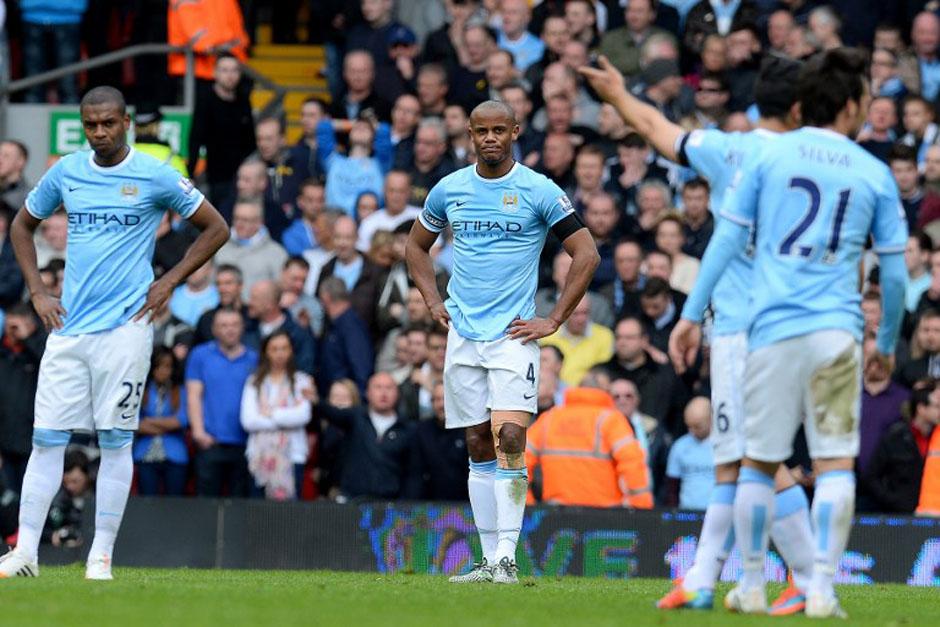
[917,425,940,516]
[525,387,653,508]
[168,0,249,80]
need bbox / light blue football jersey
[419,163,574,341]
[25,147,204,336]
[678,128,777,336]
[721,127,908,350]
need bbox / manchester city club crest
[121,183,139,198]
[502,192,519,212]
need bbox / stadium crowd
[3,0,940,541]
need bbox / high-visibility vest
[917,426,940,516]
[133,142,189,177]
[525,387,653,509]
[168,0,248,80]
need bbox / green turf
[1,567,936,626]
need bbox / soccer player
[670,49,908,618]
[3,87,229,579]
[580,56,815,613]
[406,100,599,584]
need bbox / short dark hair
[216,264,243,282]
[862,289,881,303]
[754,55,802,120]
[299,177,325,193]
[797,48,866,127]
[874,22,901,36]
[641,277,672,298]
[318,276,349,302]
[620,132,648,150]
[284,255,310,271]
[3,139,28,162]
[80,85,126,114]
[903,94,933,115]
[576,144,605,162]
[698,71,729,92]
[541,344,565,364]
[682,177,710,194]
[889,143,918,165]
[301,96,328,112]
[4,301,36,320]
[64,450,89,475]
[256,115,284,135]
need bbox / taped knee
[32,428,71,448]
[98,429,134,450]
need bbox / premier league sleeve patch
[558,195,575,214]
[177,177,195,196]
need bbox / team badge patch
[121,183,139,197]
[502,192,519,212]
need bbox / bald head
[913,11,940,56]
[470,99,516,125]
[684,397,712,440]
[469,100,519,168]
[81,85,126,114]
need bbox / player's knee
[496,423,525,455]
[32,428,71,448]
[98,429,134,450]
[465,424,496,462]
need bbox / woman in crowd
[135,347,189,496]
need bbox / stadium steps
[247,45,330,144]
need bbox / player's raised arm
[10,208,65,330]
[133,199,228,321]
[578,56,683,162]
[405,219,451,330]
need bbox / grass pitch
[2,567,936,626]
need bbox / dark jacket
[314,403,413,499]
[0,330,46,456]
[317,255,387,340]
[863,421,928,513]
[318,307,374,396]
[244,309,317,375]
[407,418,469,500]
[604,355,690,438]
[0,237,24,308]
[187,88,256,184]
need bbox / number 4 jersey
[720,127,908,351]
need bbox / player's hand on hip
[507,317,559,344]
[668,318,702,375]
[577,56,626,104]
[133,276,175,321]
[32,292,66,331]
[429,302,451,330]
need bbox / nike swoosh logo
[68,186,81,192]
[523,392,536,400]
[455,201,467,207]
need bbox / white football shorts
[34,317,153,432]
[443,326,539,429]
[743,329,861,463]
[709,331,747,465]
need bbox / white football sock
[734,467,776,592]
[16,444,67,562]
[467,459,498,563]
[682,482,736,592]
[770,485,814,591]
[810,470,856,600]
[494,467,527,563]
[87,445,134,562]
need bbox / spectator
[318,277,375,396]
[302,209,344,295]
[186,308,259,497]
[665,396,714,510]
[43,452,90,548]
[358,171,421,252]
[500,83,545,167]
[416,63,450,117]
[34,210,67,268]
[0,141,29,210]
[724,22,763,112]
[807,5,842,50]
[407,118,457,207]
[570,145,610,215]
[316,216,385,337]
[253,117,306,241]
[598,0,674,78]
[604,317,688,436]
[533,62,601,132]
[0,206,24,309]
[280,256,324,339]
[291,98,329,184]
[526,386,653,508]
[857,96,898,163]
[21,0,86,103]
[536,250,615,329]
[133,106,187,176]
[187,54,256,207]
[497,0,545,72]
[680,178,713,258]
[378,25,422,106]
[640,58,689,123]
[215,197,290,298]
[900,95,938,172]
[681,72,730,131]
[540,345,568,406]
[0,303,46,494]
[524,15,569,105]
[422,0,482,68]
[907,232,933,314]
[596,104,632,160]
[450,24,497,113]
[314,372,414,500]
[245,280,316,375]
[766,10,795,55]
[541,294,614,386]
[784,25,819,61]
[862,290,882,338]
[655,214,700,294]
[486,49,519,99]
[864,380,936,513]
[218,158,276,225]
[399,327,446,422]
[150,299,194,364]
[329,50,393,122]
[640,277,682,353]
[443,105,474,167]
[167,0,248,85]
[583,193,620,289]
[610,376,673,505]
[890,144,924,229]
[897,309,940,387]
[905,12,940,102]
[870,48,908,104]
[635,180,673,245]
[599,240,646,320]
[135,347,189,497]
[538,132,576,193]
[168,261,219,327]
[605,134,669,215]
[390,94,422,170]
[193,264,249,347]
[917,390,940,516]
[348,0,405,67]
[917,146,940,229]
[408,382,470,500]
[684,0,758,55]
[318,117,393,217]
[153,210,193,281]
[241,330,315,500]
[282,179,326,256]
